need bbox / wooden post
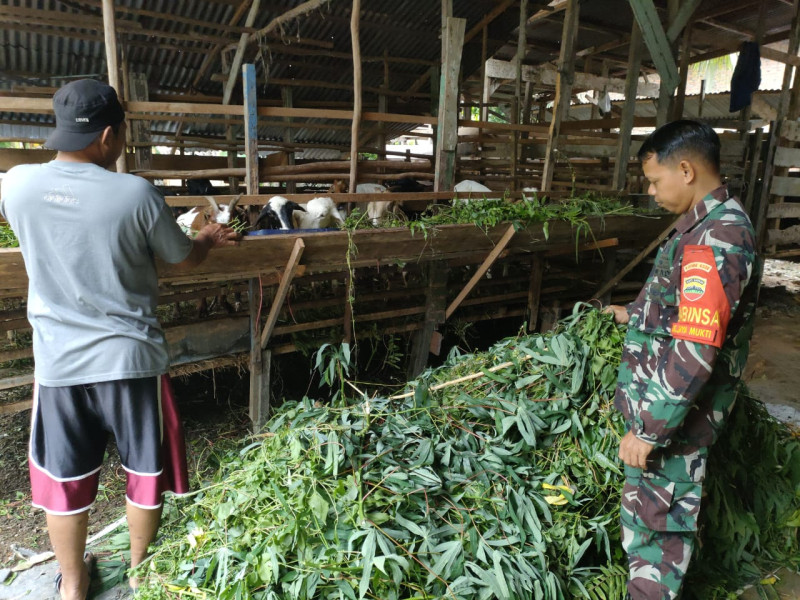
[434,17,467,192]
[282,88,296,194]
[248,278,271,430]
[101,0,126,174]
[541,0,579,191]
[526,255,544,332]
[480,25,488,123]
[226,126,239,195]
[129,73,151,171]
[349,0,362,195]
[243,64,259,197]
[698,79,706,118]
[613,21,643,191]
[242,62,268,429]
[512,0,528,192]
[407,261,447,379]
[223,0,262,106]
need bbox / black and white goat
[254,195,343,231]
[254,196,307,231]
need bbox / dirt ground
[0,259,799,598]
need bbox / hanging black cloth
[730,41,761,112]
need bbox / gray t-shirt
[0,161,193,386]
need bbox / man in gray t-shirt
[0,79,239,600]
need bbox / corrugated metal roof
[0,0,515,146]
[1,0,797,147]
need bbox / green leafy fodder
[136,306,800,600]
[0,222,18,248]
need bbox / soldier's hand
[619,431,654,469]
[603,304,630,324]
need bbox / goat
[253,196,307,231]
[186,178,215,196]
[205,195,244,227]
[576,90,612,117]
[453,179,496,203]
[292,197,344,229]
[387,177,430,193]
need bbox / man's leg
[620,451,705,600]
[621,511,694,599]
[127,501,162,589]
[47,511,90,600]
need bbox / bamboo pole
[101,0,126,174]
[349,0,362,195]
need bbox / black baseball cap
[44,79,125,152]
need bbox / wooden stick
[592,218,678,299]
[445,224,516,320]
[260,238,305,350]
[349,0,362,196]
[390,356,534,400]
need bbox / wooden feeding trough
[0,211,671,425]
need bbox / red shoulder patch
[671,245,730,348]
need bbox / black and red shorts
[29,375,189,515]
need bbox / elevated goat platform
[0,214,670,421]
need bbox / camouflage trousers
[620,446,708,600]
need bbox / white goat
[355,183,400,226]
[453,179,497,203]
[292,197,344,229]
[205,195,242,225]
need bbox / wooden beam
[406,261,448,378]
[434,17,467,192]
[613,21,643,190]
[629,0,679,92]
[760,46,800,69]
[465,0,516,44]
[445,224,517,320]
[349,0,362,195]
[222,0,261,105]
[260,238,306,350]
[665,0,703,42]
[248,0,330,45]
[541,0,579,191]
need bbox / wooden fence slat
[770,176,800,198]
[774,146,800,168]
[260,238,305,349]
[780,120,800,142]
[767,225,800,246]
[767,202,800,219]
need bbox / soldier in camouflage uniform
[605,120,760,599]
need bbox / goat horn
[206,196,220,212]
[228,194,242,211]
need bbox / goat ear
[206,196,220,212]
[228,194,242,211]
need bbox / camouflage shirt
[614,185,759,450]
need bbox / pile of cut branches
[136,306,800,600]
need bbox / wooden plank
[0,399,32,415]
[541,0,579,191]
[407,261,448,378]
[770,176,800,197]
[0,373,33,391]
[260,238,306,349]
[767,202,800,219]
[484,59,660,97]
[774,146,800,168]
[0,347,33,362]
[781,120,800,142]
[767,225,800,246]
[445,224,516,319]
[434,17,467,192]
[629,0,679,91]
[222,0,261,105]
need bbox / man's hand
[603,304,630,324]
[618,430,654,469]
[197,223,241,249]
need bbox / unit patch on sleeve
[670,245,731,348]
